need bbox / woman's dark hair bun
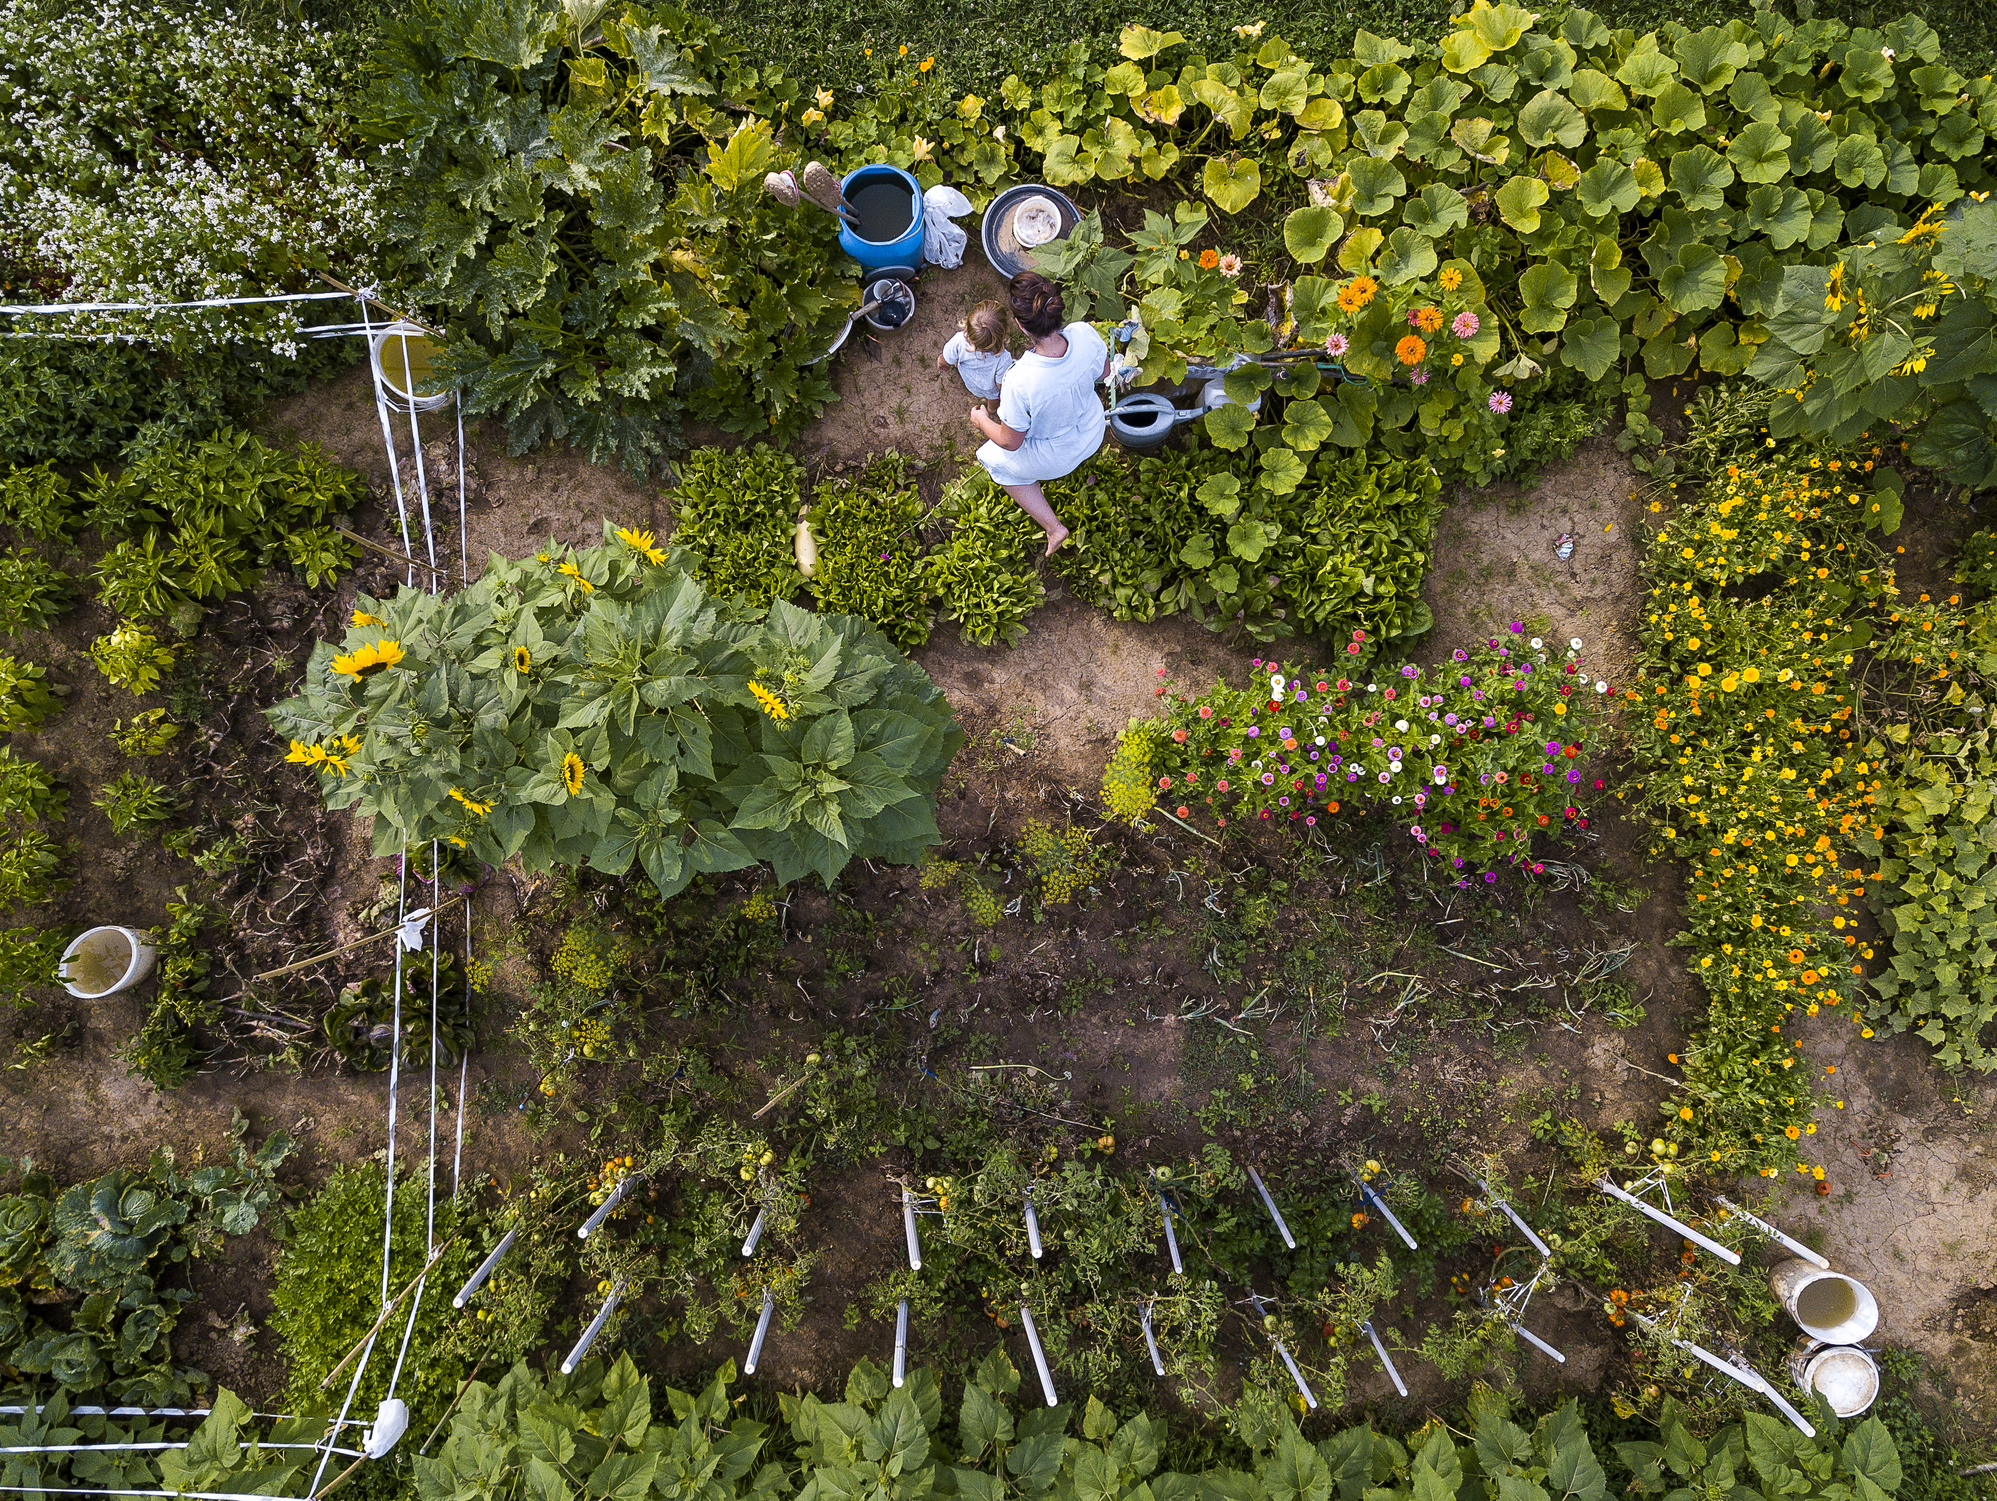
[1008,270,1065,338]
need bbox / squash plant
[266,525,962,892]
[365,0,859,477]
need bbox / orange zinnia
[1198,249,1220,269]
[1395,335,1426,364]
[1414,305,1444,333]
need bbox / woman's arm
[971,405,1026,451]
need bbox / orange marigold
[1395,334,1427,365]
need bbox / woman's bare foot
[1044,525,1070,557]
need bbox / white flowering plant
[0,0,389,358]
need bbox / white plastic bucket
[1769,1259,1879,1344]
[59,926,158,999]
[369,323,453,412]
[1788,1342,1880,1417]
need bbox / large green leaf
[1743,184,1812,250]
[1727,120,1792,184]
[1559,314,1622,379]
[1336,227,1384,271]
[1518,261,1580,333]
[1464,3,1535,52]
[1494,175,1550,233]
[1449,116,1510,165]
[1837,45,1896,102]
[1576,160,1640,217]
[1403,183,1470,237]
[1281,399,1334,451]
[1261,70,1311,114]
[1283,206,1344,264]
[1376,226,1438,284]
[1615,38,1678,97]
[1669,145,1733,211]
[1202,155,1262,214]
[1258,448,1308,495]
[1650,79,1707,133]
[1659,243,1727,312]
[1357,63,1412,105]
[1344,157,1407,216]
[1833,135,1887,189]
[1517,88,1587,148]
[1119,23,1186,59]
[1203,401,1258,450]
[1567,68,1627,111]
[1673,26,1750,91]
[1353,109,1410,157]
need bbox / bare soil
[2,314,1993,1454]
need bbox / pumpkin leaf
[1519,260,1580,333]
[1727,120,1793,184]
[1344,157,1407,216]
[1670,144,1734,211]
[1559,314,1623,379]
[1203,155,1262,214]
[1337,226,1385,271]
[1377,226,1439,284]
[1403,183,1470,238]
[1659,243,1728,313]
[1494,175,1550,233]
[1119,24,1186,59]
[1577,160,1640,217]
[1283,206,1344,264]
[1518,88,1587,149]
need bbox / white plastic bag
[922,184,973,269]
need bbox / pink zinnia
[1488,390,1513,413]
[1325,333,1349,357]
[1452,311,1479,338]
[1408,308,1423,326]
[1410,368,1430,384]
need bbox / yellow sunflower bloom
[351,610,384,628]
[748,681,791,721]
[556,560,595,593]
[614,525,667,565]
[562,752,587,795]
[330,639,406,679]
[449,787,496,818]
[513,645,532,672]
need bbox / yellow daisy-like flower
[449,787,495,817]
[614,525,667,565]
[1438,267,1463,291]
[562,752,587,795]
[446,835,468,848]
[514,645,532,672]
[556,560,595,593]
[748,680,791,721]
[351,609,384,628]
[286,739,328,768]
[1451,352,1464,366]
[920,55,934,72]
[331,639,406,679]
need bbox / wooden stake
[335,526,452,579]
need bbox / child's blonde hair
[963,300,1008,354]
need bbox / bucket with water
[60,926,158,999]
[1769,1259,1879,1344]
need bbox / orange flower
[1414,306,1444,333]
[1336,275,1378,312]
[1395,334,1427,365]
[1199,249,1220,270]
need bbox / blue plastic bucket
[838,165,924,276]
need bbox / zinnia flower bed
[1102,631,1608,881]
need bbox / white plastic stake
[1159,1194,1183,1275]
[893,1301,909,1388]
[1714,1195,1829,1269]
[1511,1322,1567,1364]
[1274,1340,1318,1410]
[1356,1178,1418,1250]
[1595,1178,1740,1265]
[1246,1167,1296,1250]
[1019,1306,1057,1407]
[744,1287,775,1375]
[1141,1297,1164,1376]
[453,1226,518,1308]
[1362,1321,1408,1397]
[579,1176,639,1239]
[562,1280,624,1374]
[1023,1191,1044,1259]
[1477,1178,1551,1258]
[1630,1312,1813,1437]
[743,1206,768,1258]
[902,1188,923,1270]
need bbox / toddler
[938,300,1014,400]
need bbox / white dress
[942,331,1015,400]
[976,322,1108,487]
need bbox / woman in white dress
[968,271,1110,557]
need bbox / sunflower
[512,645,533,673]
[331,639,406,679]
[747,681,791,721]
[449,786,496,817]
[1395,334,1427,365]
[556,560,595,593]
[562,752,587,795]
[614,525,667,565]
[351,609,384,627]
